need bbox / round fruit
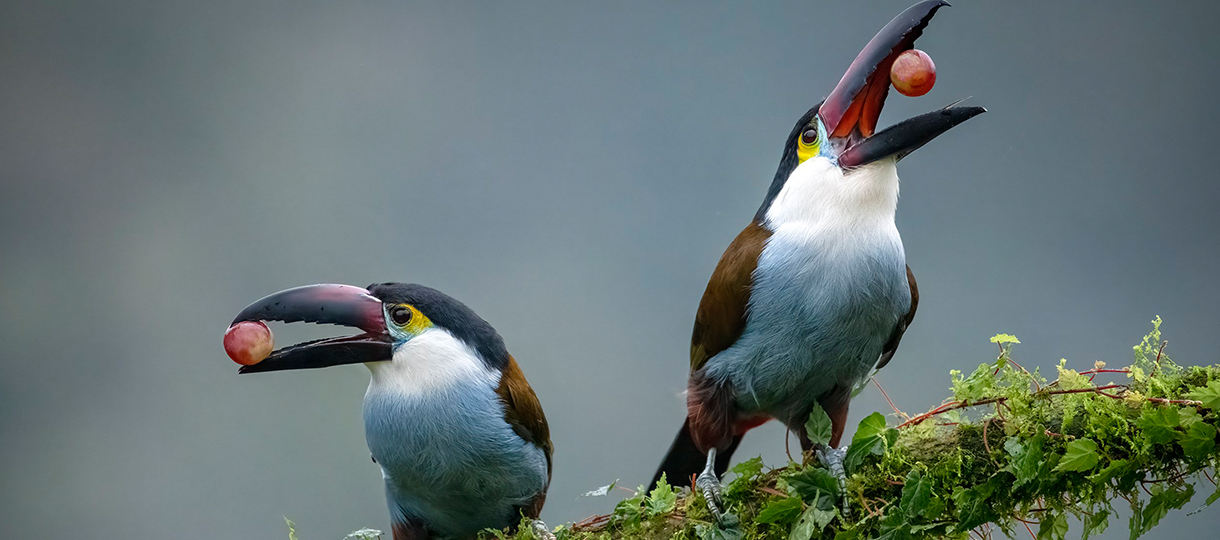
[890,49,936,97]
[224,321,274,366]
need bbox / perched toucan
[652,0,983,512]
[231,283,553,540]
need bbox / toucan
[652,0,984,514]
[231,283,553,540]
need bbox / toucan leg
[695,448,724,520]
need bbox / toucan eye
[800,128,818,145]
[389,305,413,326]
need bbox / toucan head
[757,1,984,222]
[229,282,508,374]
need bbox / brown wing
[690,221,772,371]
[875,265,919,371]
[495,355,553,476]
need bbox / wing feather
[690,221,771,371]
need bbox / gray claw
[816,445,851,520]
[530,520,555,540]
[696,469,723,518]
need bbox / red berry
[890,49,936,97]
[224,321,274,366]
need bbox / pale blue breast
[703,225,911,425]
[363,380,548,539]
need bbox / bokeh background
[3,1,1218,538]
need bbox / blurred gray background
[2,1,1218,538]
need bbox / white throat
[764,157,900,230]
[366,328,500,397]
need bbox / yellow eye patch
[391,304,433,335]
[796,124,820,164]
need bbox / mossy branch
[499,318,1220,540]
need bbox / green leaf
[730,456,764,481]
[1090,459,1136,487]
[756,497,804,525]
[785,468,840,508]
[611,485,646,527]
[805,404,833,448]
[952,484,997,532]
[789,497,836,540]
[898,469,934,518]
[696,513,743,540]
[1141,484,1195,534]
[1178,420,1218,461]
[1081,509,1110,540]
[1187,379,1220,409]
[1054,438,1100,473]
[1006,434,1045,488]
[1136,406,1179,446]
[990,333,1021,344]
[1206,484,1220,507]
[285,517,298,540]
[1036,513,1068,540]
[845,413,893,474]
[646,473,677,516]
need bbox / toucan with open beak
[652,0,984,515]
[231,283,553,540]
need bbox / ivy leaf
[730,456,764,481]
[1090,459,1136,488]
[1036,513,1068,540]
[1187,379,1220,409]
[898,469,934,518]
[1054,438,1100,473]
[696,513,743,540]
[1006,435,1045,488]
[845,413,894,474]
[1081,509,1110,540]
[756,497,804,525]
[646,474,677,516]
[1137,406,1179,446]
[805,404,833,448]
[1178,421,1218,462]
[952,484,997,532]
[990,333,1021,344]
[789,498,836,540]
[1206,485,1220,507]
[611,485,647,527]
[785,468,839,509]
[1140,484,1195,534]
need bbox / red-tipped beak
[821,1,948,143]
[818,1,984,168]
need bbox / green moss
[474,320,1220,540]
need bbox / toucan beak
[229,284,392,374]
[819,0,984,168]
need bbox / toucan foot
[694,447,725,520]
[816,445,850,519]
[695,468,724,519]
[530,520,555,540]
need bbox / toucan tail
[651,418,742,489]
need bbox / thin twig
[873,378,910,420]
[785,429,794,464]
[983,418,999,466]
[1023,521,1038,539]
[900,384,1132,428]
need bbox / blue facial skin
[702,229,911,428]
[364,382,548,539]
